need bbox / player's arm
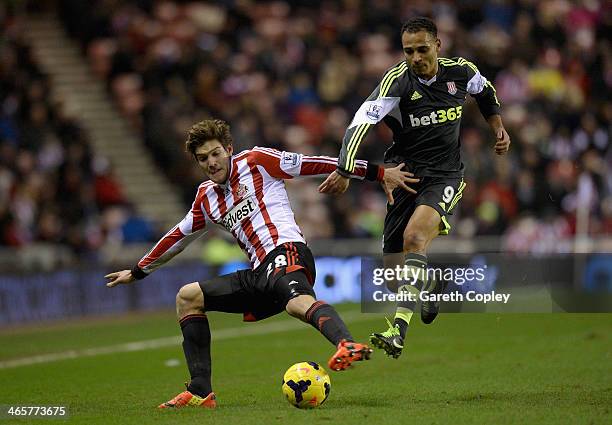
[487,114,510,155]
[463,58,511,155]
[249,147,384,181]
[293,154,419,203]
[105,188,208,287]
[337,62,406,174]
[249,148,418,204]
[323,62,407,193]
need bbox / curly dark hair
[401,17,438,38]
[185,119,233,156]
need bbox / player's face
[194,140,233,184]
[401,30,440,79]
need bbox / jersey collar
[416,62,443,86]
[417,74,437,86]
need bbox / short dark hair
[185,119,233,156]
[401,17,437,38]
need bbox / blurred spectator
[93,156,127,208]
[121,204,157,243]
[0,7,153,257]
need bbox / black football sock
[393,253,428,339]
[393,313,410,337]
[305,301,353,346]
[179,313,212,397]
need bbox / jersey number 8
[266,255,288,277]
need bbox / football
[281,361,331,408]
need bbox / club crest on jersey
[236,183,249,198]
[447,81,457,95]
[366,103,382,120]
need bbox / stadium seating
[0,8,158,260]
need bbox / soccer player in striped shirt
[105,119,413,408]
[320,17,511,358]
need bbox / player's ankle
[187,378,212,398]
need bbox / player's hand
[381,163,420,205]
[105,270,136,288]
[318,170,350,194]
[494,128,511,155]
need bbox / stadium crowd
[0,5,157,256]
[3,0,611,255]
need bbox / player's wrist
[131,265,148,280]
[335,167,352,179]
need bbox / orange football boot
[158,390,217,409]
[328,339,373,371]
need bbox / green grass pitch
[0,305,610,424]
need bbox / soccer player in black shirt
[319,17,510,358]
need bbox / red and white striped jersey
[136,147,378,273]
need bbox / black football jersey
[338,57,500,177]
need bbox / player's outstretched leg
[301,299,373,371]
[282,273,372,371]
[159,282,217,409]
[372,206,443,358]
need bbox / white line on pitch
[0,311,377,369]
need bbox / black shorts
[199,242,316,322]
[383,176,466,254]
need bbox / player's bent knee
[274,271,315,313]
[176,282,205,314]
[403,231,428,252]
[286,295,316,319]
